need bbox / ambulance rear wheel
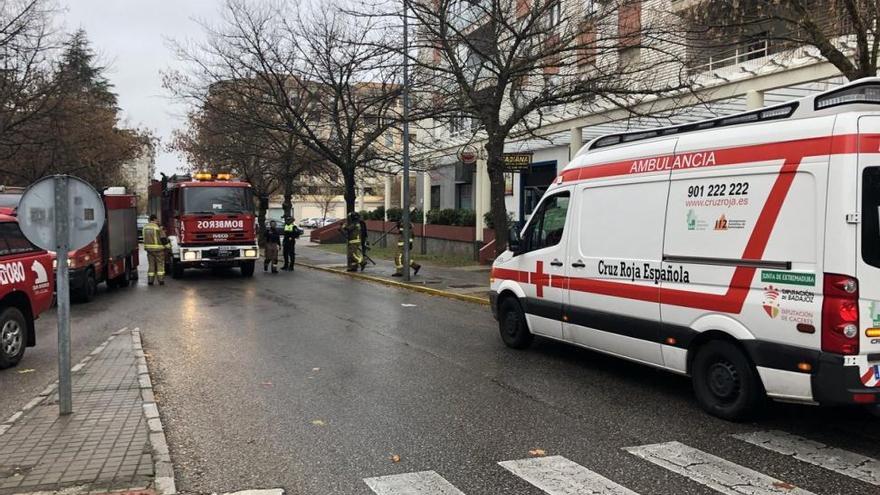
[692,340,763,421]
[498,297,533,349]
[0,307,27,369]
[240,260,255,277]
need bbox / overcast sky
[64,0,219,177]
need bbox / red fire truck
[0,185,140,302]
[0,213,54,368]
[65,188,140,301]
[147,173,259,278]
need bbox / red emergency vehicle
[0,185,140,302]
[0,214,53,368]
[147,173,259,277]
[63,187,140,302]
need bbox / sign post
[18,175,104,416]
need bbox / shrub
[456,209,476,226]
[484,211,515,230]
[433,208,460,225]
[386,207,403,222]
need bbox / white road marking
[401,303,418,307]
[365,470,466,495]
[221,490,285,495]
[734,430,880,486]
[626,441,816,495]
[499,455,639,495]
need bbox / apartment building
[408,0,852,237]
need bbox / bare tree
[400,0,690,253]
[684,0,879,81]
[167,0,407,218]
[0,0,61,152]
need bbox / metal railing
[692,39,769,73]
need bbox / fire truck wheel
[73,270,98,303]
[241,260,255,277]
[171,258,184,279]
[692,340,764,421]
[0,307,27,369]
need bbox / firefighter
[264,220,281,273]
[392,221,421,277]
[281,217,303,271]
[342,212,365,272]
[142,215,170,286]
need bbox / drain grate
[448,283,482,289]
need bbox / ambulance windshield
[183,187,254,214]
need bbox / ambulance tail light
[822,273,860,355]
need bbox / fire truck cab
[148,173,259,278]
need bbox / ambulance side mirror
[508,226,523,255]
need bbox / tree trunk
[257,193,268,247]
[343,168,356,216]
[485,139,509,256]
[282,181,293,220]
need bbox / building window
[618,1,641,50]
[456,183,473,210]
[578,22,597,67]
[430,185,441,209]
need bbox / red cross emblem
[529,260,551,298]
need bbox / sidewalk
[296,243,492,303]
[0,328,172,495]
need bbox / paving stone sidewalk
[0,328,167,495]
[296,243,491,301]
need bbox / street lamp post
[401,0,412,281]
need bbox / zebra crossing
[363,430,879,494]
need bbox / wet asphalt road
[128,265,880,495]
[3,260,879,494]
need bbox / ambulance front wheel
[498,297,533,349]
[692,340,764,421]
[240,260,255,277]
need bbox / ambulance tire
[692,340,764,421]
[498,297,533,349]
[0,307,27,369]
[241,261,255,277]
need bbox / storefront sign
[503,153,532,170]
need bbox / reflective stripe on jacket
[143,224,165,250]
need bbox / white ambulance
[490,78,880,420]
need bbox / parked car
[320,217,338,227]
[299,217,314,228]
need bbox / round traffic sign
[459,145,478,165]
[17,175,105,251]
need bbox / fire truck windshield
[183,187,254,214]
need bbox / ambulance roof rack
[588,78,880,152]
[589,101,799,151]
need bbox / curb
[0,327,129,437]
[131,327,176,495]
[295,261,490,306]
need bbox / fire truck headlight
[244,249,257,258]
[182,250,200,262]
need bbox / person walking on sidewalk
[392,221,421,277]
[264,220,281,273]
[342,212,365,272]
[281,216,303,271]
[142,215,170,286]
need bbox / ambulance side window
[863,167,880,268]
[523,192,570,252]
